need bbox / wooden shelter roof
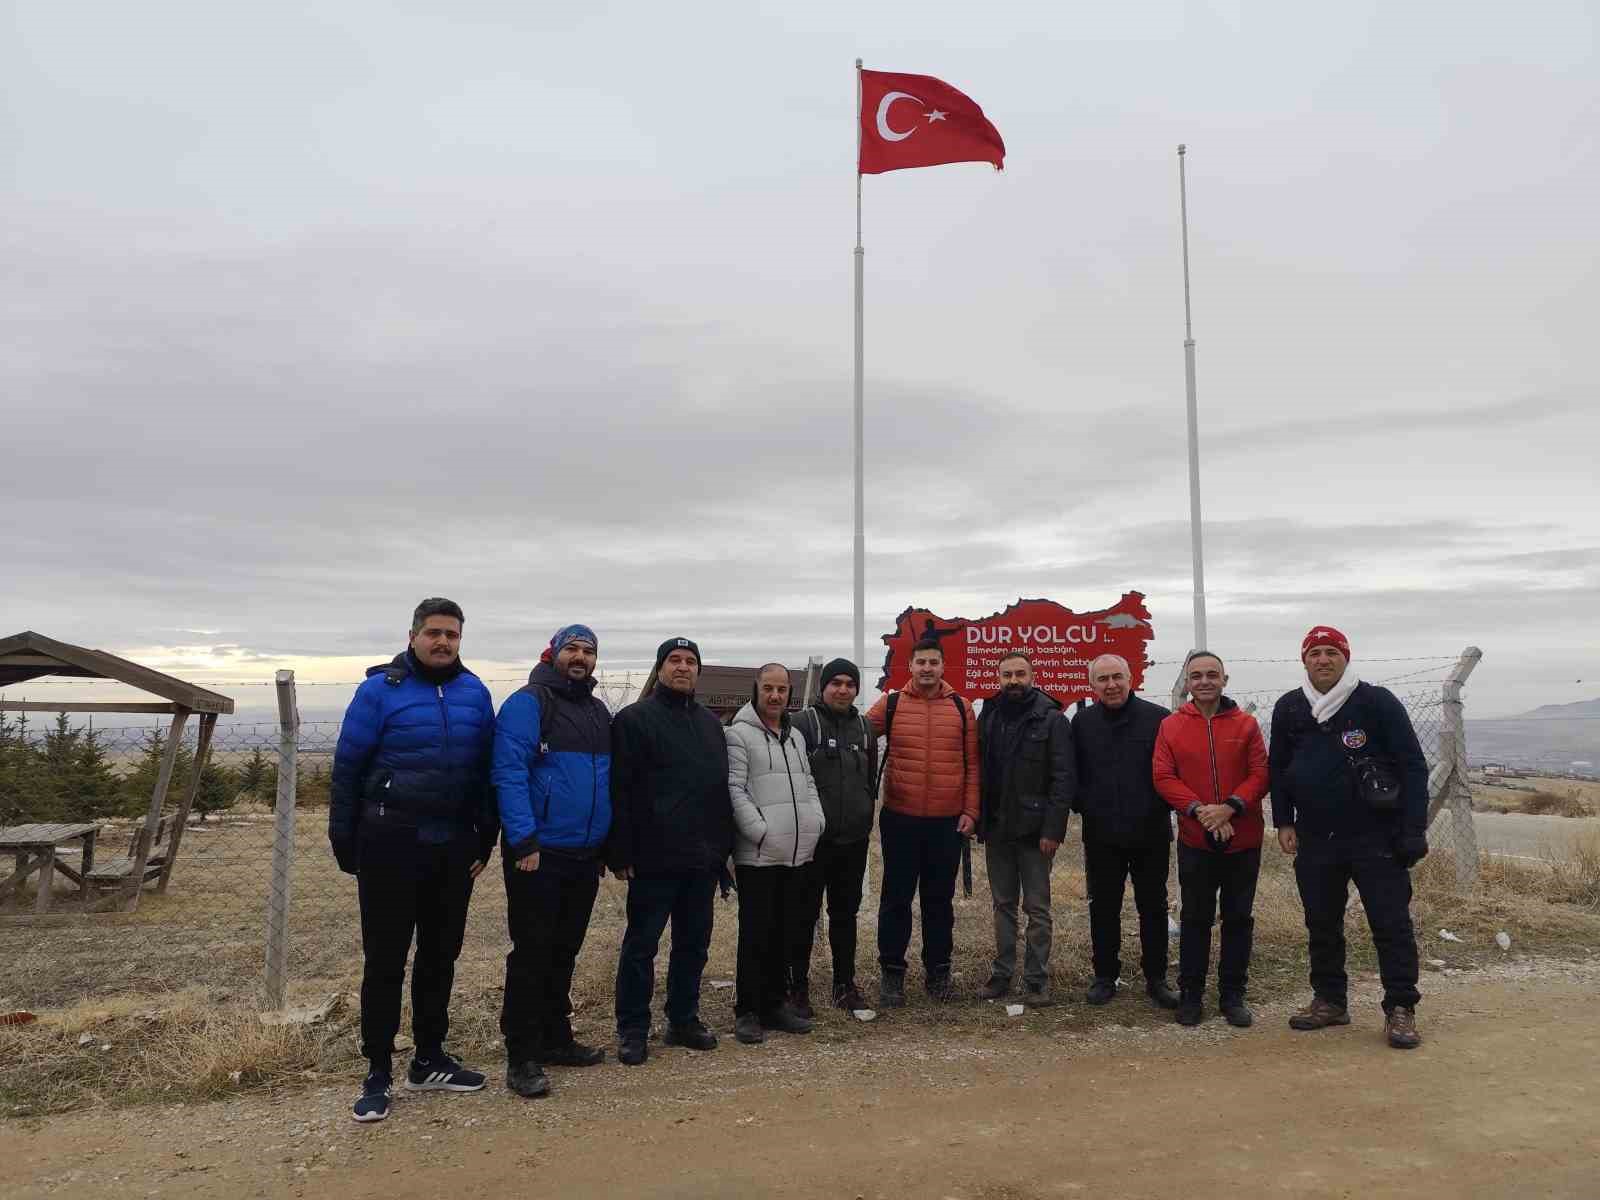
[0,631,236,714]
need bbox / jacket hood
[732,700,788,737]
[1176,695,1241,719]
[528,659,597,698]
[366,650,474,683]
[902,679,961,701]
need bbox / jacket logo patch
[1342,729,1368,750]
[827,737,838,748]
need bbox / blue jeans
[877,808,963,977]
[614,871,717,1036]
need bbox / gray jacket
[725,703,825,868]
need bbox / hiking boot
[351,1070,392,1123]
[405,1051,486,1092]
[505,1061,550,1099]
[541,1041,605,1068]
[834,981,868,1012]
[1386,1005,1422,1050]
[663,1019,718,1051]
[977,975,1012,1001]
[789,984,815,1021]
[879,971,906,1008]
[1146,979,1180,1010]
[734,1013,766,1045]
[925,969,956,1003]
[1085,977,1118,1006]
[762,1002,813,1035]
[1175,996,1204,1026]
[1021,983,1055,1008]
[1220,997,1254,1028]
[617,1033,649,1066]
[1289,997,1351,1031]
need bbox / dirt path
[7,959,1599,1200]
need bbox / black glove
[331,837,359,876]
[717,865,737,900]
[1393,834,1428,869]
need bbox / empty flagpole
[853,59,867,676]
[1177,143,1208,652]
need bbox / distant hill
[1468,695,1600,777]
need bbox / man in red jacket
[1153,651,1270,1028]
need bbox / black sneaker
[617,1033,648,1066]
[834,982,868,1012]
[351,1070,392,1123]
[1146,979,1180,1010]
[1175,997,1204,1027]
[406,1051,486,1092]
[663,1020,718,1051]
[505,1061,550,1099]
[1085,977,1117,1006]
[734,1013,766,1044]
[542,1040,606,1068]
[789,984,814,1021]
[1220,997,1254,1028]
[878,972,906,1008]
[762,1002,813,1034]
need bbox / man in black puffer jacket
[1071,653,1178,1010]
[606,637,734,1065]
[1271,626,1429,1050]
[975,652,1074,1007]
[791,657,878,1014]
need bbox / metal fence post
[1433,647,1483,891]
[264,670,300,1009]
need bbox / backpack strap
[794,707,822,754]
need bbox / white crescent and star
[874,92,950,142]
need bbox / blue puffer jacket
[492,661,612,860]
[329,651,498,864]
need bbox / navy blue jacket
[492,661,612,861]
[1269,682,1429,841]
[329,652,498,863]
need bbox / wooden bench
[84,814,173,889]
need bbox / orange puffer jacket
[866,683,978,821]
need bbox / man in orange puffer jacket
[1153,650,1269,1030]
[866,638,979,1006]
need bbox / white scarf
[1303,671,1360,724]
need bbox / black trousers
[1084,838,1171,984]
[793,838,869,993]
[877,808,963,977]
[1295,833,1421,1012]
[356,833,476,1069]
[1176,843,1260,1002]
[500,850,601,1065]
[614,871,717,1036]
[735,863,813,1018]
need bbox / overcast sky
[3,1,1596,720]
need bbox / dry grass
[6,825,1600,1118]
[1519,789,1592,818]
[1472,775,1599,816]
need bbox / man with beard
[1271,626,1430,1050]
[607,637,735,1065]
[1071,654,1179,1010]
[493,624,612,1099]
[330,597,497,1123]
[975,652,1074,1007]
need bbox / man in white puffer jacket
[725,663,826,1045]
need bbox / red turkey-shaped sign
[878,593,1153,705]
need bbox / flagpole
[1177,143,1208,652]
[853,58,867,677]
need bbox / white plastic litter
[76,1032,93,1046]
[1426,958,1447,968]
[851,1008,877,1023]
[1495,931,1512,951]
[1004,1003,1026,1017]
[1167,916,1180,937]
[709,980,734,990]
[1438,929,1463,943]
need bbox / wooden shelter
[0,631,235,912]
[694,661,822,722]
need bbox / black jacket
[1071,693,1172,848]
[977,688,1074,843]
[1269,682,1430,841]
[792,702,878,846]
[605,684,735,877]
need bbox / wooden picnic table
[0,823,102,914]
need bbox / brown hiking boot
[1385,1005,1422,1049]
[1289,997,1351,1030]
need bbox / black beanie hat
[819,657,860,690]
[653,636,702,674]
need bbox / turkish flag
[858,69,1005,175]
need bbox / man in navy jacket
[1271,625,1429,1050]
[492,624,612,1098]
[330,597,497,1123]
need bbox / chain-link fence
[0,651,1481,1012]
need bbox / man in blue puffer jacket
[492,623,612,1099]
[329,597,497,1124]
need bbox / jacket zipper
[778,725,801,866]
[1204,710,1223,815]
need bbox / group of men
[329,600,1432,1124]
